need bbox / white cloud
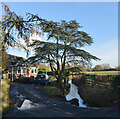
[29,32,42,42]
[85,39,118,68]
[18,32,43,49]
[8,32,43,58]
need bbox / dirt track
[3,82,119,118]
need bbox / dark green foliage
[112,75,120,88]
[47,69,70,77]
[38,68,46,74]
[27,16,100,79]
[73,74,117,88]
[95,75,116,82]
[112,75,120,98]
[47,71,54,76]
[1,3,100,97]
[1,3,37,49]
[26,17,100,96]
[2,48,10,69]
[79,85,116,107]
[73,76,118,107]
[72,74,87,87]
[94,75,117,88]
[69,67,81,73]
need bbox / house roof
[8,54,27,67]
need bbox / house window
[18,67,21,74]
[31,69,34,74]
[35,68,37,74]
[22,68,26,74]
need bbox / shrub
[72,74,118,107]
[46,71,58,76]
[78,85,116,107]
[47,71,54,76]
[72,74,86,87]
[38,68,47,74]
[111,75,120,98]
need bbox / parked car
[29,76,35,83]
[0,75,2,79]
[34,74,51,85]
[19,77,29,83]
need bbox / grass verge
[84,71,120,75]
[44,86,63,97]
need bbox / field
[83,71,120,75]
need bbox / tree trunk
[63,78,67,98]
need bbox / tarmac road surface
[3,82,119,118]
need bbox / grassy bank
[73,75,119,107]
[79,85,118,107]
[84,71,120,75]
[44,86,63,97]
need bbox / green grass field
[83,71,120,75]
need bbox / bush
[38,68,47,74]
[47,69,70,77]
[72,74,87,87]
[111,75,120,98]
[47,71,54,76]
[78,85,116,107]
[72,74,118,107]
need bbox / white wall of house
[17,67,38,77]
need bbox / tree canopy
[1,3,100,96]
[27,17,100,72]
[93,65,103,71]
[26,15,100,96]
[1,3,36,49]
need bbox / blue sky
[5,2,118,68]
